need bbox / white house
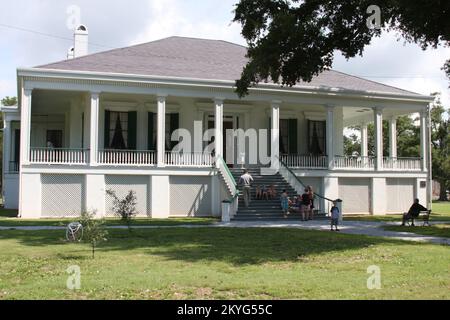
[1,25,433,219]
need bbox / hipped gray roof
[37,36,421,96]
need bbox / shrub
[79,211,108,259]
[106,189,137,231]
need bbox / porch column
[20,88,32,165]
[388,116,397,158]
[374,107,384,170]
[271,100,281,170]
[89,92,100,166]
[360,122,368,157]
[326,105,334,169]
[3,119,11,172]
[157,95,167,167]
[419,110,428,172]
[214,98,224,166]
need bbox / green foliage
[233,0,450,96]
[347,115,419,157]
[106,189,137,231]
[344,133,360,156]
[1,96,17,106]
[79,211,108,258]
[429,94,450,200]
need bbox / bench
[405,210,431,227]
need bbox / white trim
[17,67,434,104]
[304,111,326,121]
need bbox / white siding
[338,178,371,214]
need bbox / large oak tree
[233,0,450,96]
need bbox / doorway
[207,114,238,166]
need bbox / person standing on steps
[239,169,254,208]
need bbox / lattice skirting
[338,178,371,214]
[41,174,86,217]
[386,178,415,213]
[169,176,212,217]
[105,175,151,217]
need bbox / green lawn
[0,227,448,299]
[0,208,217,227]
[345,201,450,222]
[384,224,450,238]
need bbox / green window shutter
[170,113,179,150]
[288,119,298,154]
[128,111,137,150]
[148,112,155,150]
[104,110,110,149]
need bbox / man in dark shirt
[401,199,428,226]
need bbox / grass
[345,201,450,222]
[0,227,448,299]
[0,208,218,227]
[383,224,450,238]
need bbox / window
[46,130,63,148]
[109,111,128,149]
[280,119,289,154]
[308,120,326,155]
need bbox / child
[330,201,340,231]
[269,185,277,199]
[280,189,289,217]
[261,185,269,200]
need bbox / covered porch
[13,89,428,173]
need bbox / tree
[79,211,108,259]
[233,0,450,96]
[1,96,17,106]
[429,94,450,201]
[347,116,419,157]
[106,189,137,232]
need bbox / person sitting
[401,199,428,226]
[261,185,269,200]
[289,196,300,214]
[255,185,262,200]
[269,185,277,199]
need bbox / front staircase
[228,167,327,221]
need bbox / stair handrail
[277,156,334,203]
[216,156,239,200]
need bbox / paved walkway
[0,220,448,245]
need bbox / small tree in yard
[80,211,108,259]
[106,189,137,231]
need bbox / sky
[0,0,449,106]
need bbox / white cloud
[0,0,448,107]
[130,0,244,45]
[333,32,450,105]
[0,79,17,100]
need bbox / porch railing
[333,156,375,170]
[98,149,156,165]
[280,154,328,169]
[30,148,89,164]
[165,152,215,167]
[382,157,422,171]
